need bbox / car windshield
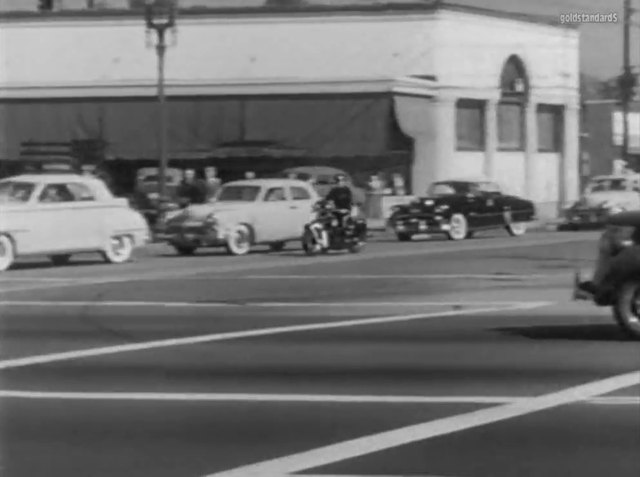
[428,182,471,196]
[0,181,36,203]
[589,179,627,192]
[216,185,261,202]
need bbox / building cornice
[0,1,573,29]
[0,78,397,99]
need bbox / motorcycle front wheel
[612,280,640,340]
[302,228,321,256]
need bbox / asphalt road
[0,230,639,477]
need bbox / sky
[0,0,638,79]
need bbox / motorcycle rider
[325,174,354,229]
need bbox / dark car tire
[49,254,71,266]
[613,280,640,340]
[447,214,469,241]
[173,245,197,256]
[396,232,412,242]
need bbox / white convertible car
[161,178,320,255]
[0,173,150,271]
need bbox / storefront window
[537,104,563,152]
[497,102,524,150]
[456,99,485,151]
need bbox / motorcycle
[573,210,640,340]
[302,200,367,255]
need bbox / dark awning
[0,94,395,161]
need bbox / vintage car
[161,178,320,256]
[0,173,150,271]
[573,210,640,339]
[279,166,367,206]
[388,179,536,241]
[561,174,640,229]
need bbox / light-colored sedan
[0,173,150,271]
[162,178,319,255]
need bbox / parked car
[561,174,640,230]
[279,166,367,206]
[0,173,150,271]
[388,179,536,241]
[161,178,319,256]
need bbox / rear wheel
[102,235,133,264]
[613,281,640,340]
[49,254,71,266]
[396,232,412,242]
[506,222,527,237]
[0,235,15,272]
[447,214,468,241]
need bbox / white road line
[204,370,640,477]
[241,274,551,280]
[588,396,640,405]
[0,391,523,404]
[0,391,634,406]
[0,235,587,295]
[0,300,534,309]
[0,301,550,371]
[0,277,78,282]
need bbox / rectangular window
[455,99,485,151]
[497,102,524,151]
[537,104,563,152]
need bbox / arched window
[497,55,528,151]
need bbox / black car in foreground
[388,180,536,241]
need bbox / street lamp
[145,0,177,204]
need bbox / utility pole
[145,0,177,204]
[619,0,636,164]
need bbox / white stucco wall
[0,13,436,96]
[434,10,579,103]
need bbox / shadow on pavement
[495,324,632,342]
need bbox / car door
[34,183,79,253]
[65,181,104,250]
[289,185,316,236]
[460,184,490,229]
[254,186,294,242]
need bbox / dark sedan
[388,180,536,241]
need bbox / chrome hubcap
[111,237,126,256]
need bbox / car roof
[224,178,314,187]
[2,173,93,184]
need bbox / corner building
[0,1,580,217]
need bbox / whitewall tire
[102,235,134,264]
[447,214,469,241]
[226,224,252,256]
[0,235,15,272]
[506,222,527,237]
